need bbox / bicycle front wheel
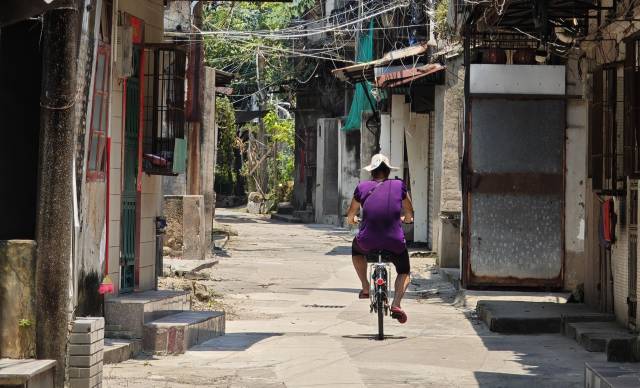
[377,292,384,340]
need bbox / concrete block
[105,290,191,338]
[0,359,56,386]
[561,313,615,338]
[586,362,640,388]
[72,318,105,333]
[70,329,104,345]
[68,371,102,388]
[69,363,103,379]
[607,338,640,362]
[163,195,206,260]
[69,340,104,356]
[69,350,103,368]
[103,339,142,364]
[143,311,224,355]
[476,301,595,334]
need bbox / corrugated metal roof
[331,42,433,83]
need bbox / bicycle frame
[368,252,391,340]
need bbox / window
[624,38,640,177]
[87,42,111,180]
[142,46,187,175]
[590,66,625,194]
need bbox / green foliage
[216,96,239,194]
[434,0,450,39]
[202,1,317,94]
[263,109,295,191]
[18,318,33,328]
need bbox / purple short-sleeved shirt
[354,179,407,255]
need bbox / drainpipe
[35,1,79,387]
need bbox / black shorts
[351,238,411,275]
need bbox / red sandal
[391,306,407,324]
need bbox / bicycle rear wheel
[376,290,384,340]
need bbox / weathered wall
[564,58,587,291]
[577,9,640,324]
[315,118,340,225]
[432,56,464,267]
[390,95,407,175]
[0,240,36,358]
[432,84,445,256]
[108,0,166,293]
[405,113,430,243]
[163,195,205,260]
[201,67,218,249]
[338,129,360,225]
[360,113,377,181]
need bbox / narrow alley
[105,209,603,387]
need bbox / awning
[215,69,234,88]
[375,63,445,88]
[332,42,432,83]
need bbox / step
[276,202,294,215]
[105,290,191,339]
[0,359,56,387]
[271,213,302,223]
[143,311,225,355]
[586,362,640,387]
[567,321,632,351]
[293,210,314,223]
[562,312,615,337]
[104,339,142,364]
[476,301,595,334]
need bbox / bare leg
[352,255,369,293]
[391,273,410,308]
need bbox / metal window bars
[143,45,187,176]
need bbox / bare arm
[402,194,414,223]
[347,197,361,225]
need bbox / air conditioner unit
[117,25,133,78]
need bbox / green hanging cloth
[342,19,374,132]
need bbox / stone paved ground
[104,208,605,387]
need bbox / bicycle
[366,250,394,341]
[351,215,412,341]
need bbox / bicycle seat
[365,250,395,263]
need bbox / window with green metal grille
[142,45,187,176]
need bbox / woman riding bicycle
[347,154,414,324]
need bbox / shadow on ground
[419,276,603,387]
[191,332,283,352]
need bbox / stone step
[277,202,294,215]
[271,213,302,223]
[586,361,640,387]
[476,301,595,334]
[104,339,142,364]
[293,210,314,223]
[0,359,56,387]
[566,321,636,355]
[104,330,137,340]
[143,311,225,355]
[561,312,615,337]
[105,290,191,339]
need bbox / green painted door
[120,49,140,293]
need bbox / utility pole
[256,47,268,194]
[36,2,79,387]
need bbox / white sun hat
[362,153,399,171]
